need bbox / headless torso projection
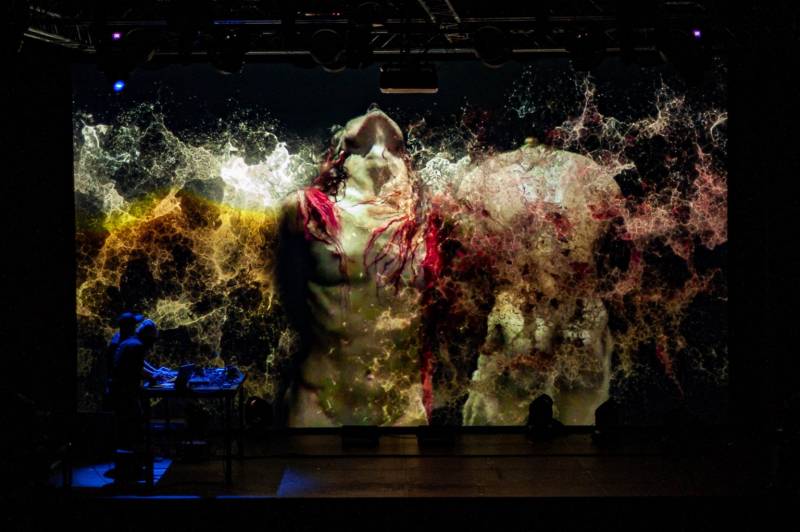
[457,144,620,425]
[278,109,427,427]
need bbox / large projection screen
[73,59,727,426]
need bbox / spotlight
[100,56,133,94]
[96,27,161,93]
[101,61,133,92]
[473,26,511,68]
[656,24,711,84]
[310,29,346,72]
[379,64,438,94]
[104,27,161,65]
[526,394,562,439]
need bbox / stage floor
[31,432,792,531]
[63,432,774,498]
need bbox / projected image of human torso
[277,110,427,426]
[74,60,728,427]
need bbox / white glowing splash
[219,142,308,211]
[417,153,471,193]
[75,115,316,217]
[74,123,129,216]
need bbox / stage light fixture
[379,64,438,94]
[98,55,133,93]
[692,28,702,39]
[473,26,511,68]
[310,29,346,72]
[351,1,390,26]
[97,26,162,94]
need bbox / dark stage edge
[22,433,795,531]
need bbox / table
[141,371,246,486]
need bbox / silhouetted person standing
[108,319,159,475]
[104,312,143,405]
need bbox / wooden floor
[69,432,773,497]
[33,432,792,531]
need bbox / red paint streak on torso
[298,182,444,421]
[419,211,443,420]
[297,186,349,285]
[364,217,402,270]
[366,216,421,292]
[302,187,340,241]
[421,212,443,287]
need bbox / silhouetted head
[117,312,144,339]
[135,319,158,347]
